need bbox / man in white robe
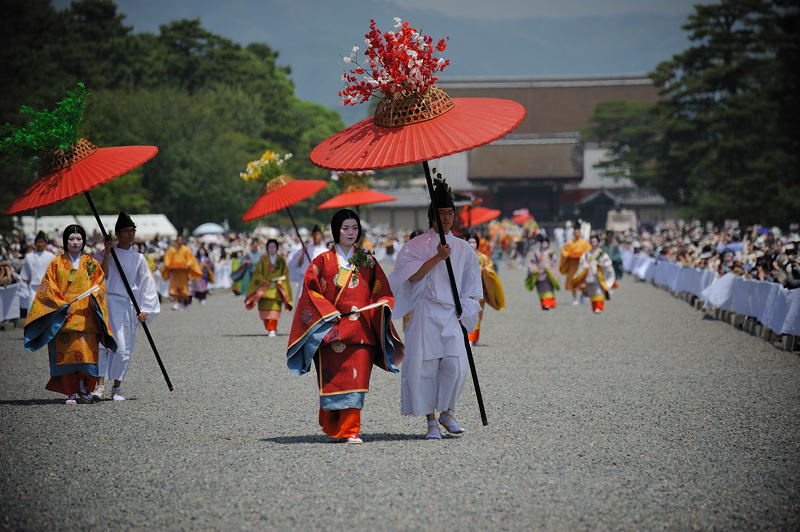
[288,225,329,306]
[93,213,160,401]
[19,231,55,315]
[389,185,482,440]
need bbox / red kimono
[287,248,403,438]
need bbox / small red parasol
[317,188,395,210]
[242,176,327,221]
[5,139,157,215]
[459,206,501,228]
[512,208,534,225]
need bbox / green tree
[579,100,660,184]
[650,0,800,226]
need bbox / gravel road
[1,265,798,531]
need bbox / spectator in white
[93,212,160,401]
[19,231,55,316]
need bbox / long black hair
[62,224,87,253]
[330,209,362,244]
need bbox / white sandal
[438,410,466,434]
[424,422,442,440]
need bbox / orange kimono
[468,252,505,345]
[287,248,403,438]
[162,244,201,298]
[560,238,591,290]
[24,254,116,396]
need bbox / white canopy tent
[15,214,178,241]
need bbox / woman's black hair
[466,233,481,248]
[62,224,87,253]
[266,238,279,251]
[330,209,362,244]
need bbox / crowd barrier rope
[621,249,799,351]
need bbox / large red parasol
[317,188,395,210]
[512,208,534,225]
[459,206,501,228]
[242,176,327,221]
[5,139,157,215]
[310,98,525,171]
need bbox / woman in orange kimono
[466,234,505,346]
[287,209,403,444]
[24,225,115,404]
[560,227,591,304]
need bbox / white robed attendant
[93,213,160,400]
[389,213,482,438]
[288,239,329,306]
[20,236,55,311]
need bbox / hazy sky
[383,0,700,20]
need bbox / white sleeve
[136,255,161,319]
[388,238,430,318]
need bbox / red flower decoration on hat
[339,18,450,106]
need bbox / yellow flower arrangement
[240,150,293,183]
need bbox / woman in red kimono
[287,209,403,444]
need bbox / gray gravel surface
[1,265,798,531]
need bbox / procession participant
[93,213,160,401]
[287,209,403,444]
[19,231,56,316]
[573,235,616,314]
[389,182,482,440]
[466,234,504,346]
[526,238,560,310]
[288,225,329,305]
[560,227,591,304]
[162,234,201,310]
[602,231,623,285]
[245,239,292,336]
[192,247,215,304]
[24,225,115,404]
[238,240,262,295]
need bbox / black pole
[284,207,311,262]
[85,192,173,391]
[422,161,488,426]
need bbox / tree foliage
[0,0,344,232]
[582,0,799,227]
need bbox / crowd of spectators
[618,221,800,289]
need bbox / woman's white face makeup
[339,219,359,248]
[267,242,278,255]
[468,238,477,250]
[67,233,83,255]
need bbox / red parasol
[317,188,395,210]
[242,176,327,221]
[310,97,525,171]
[459,206,501,228]
[5,139,157,215]
[512,208,534,225]
[241,175,327,262]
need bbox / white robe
[288,243,329,305]
[389,229,482,416]
[19,250,55,310]
[94,247,161,381]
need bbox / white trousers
[99,294,138,381]
[401,355,467,416]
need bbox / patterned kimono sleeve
[286,255,340,376]
[367,262,404,372]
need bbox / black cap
[35,231,47,242]
[115,211,136,233]
[311,224,322,234]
